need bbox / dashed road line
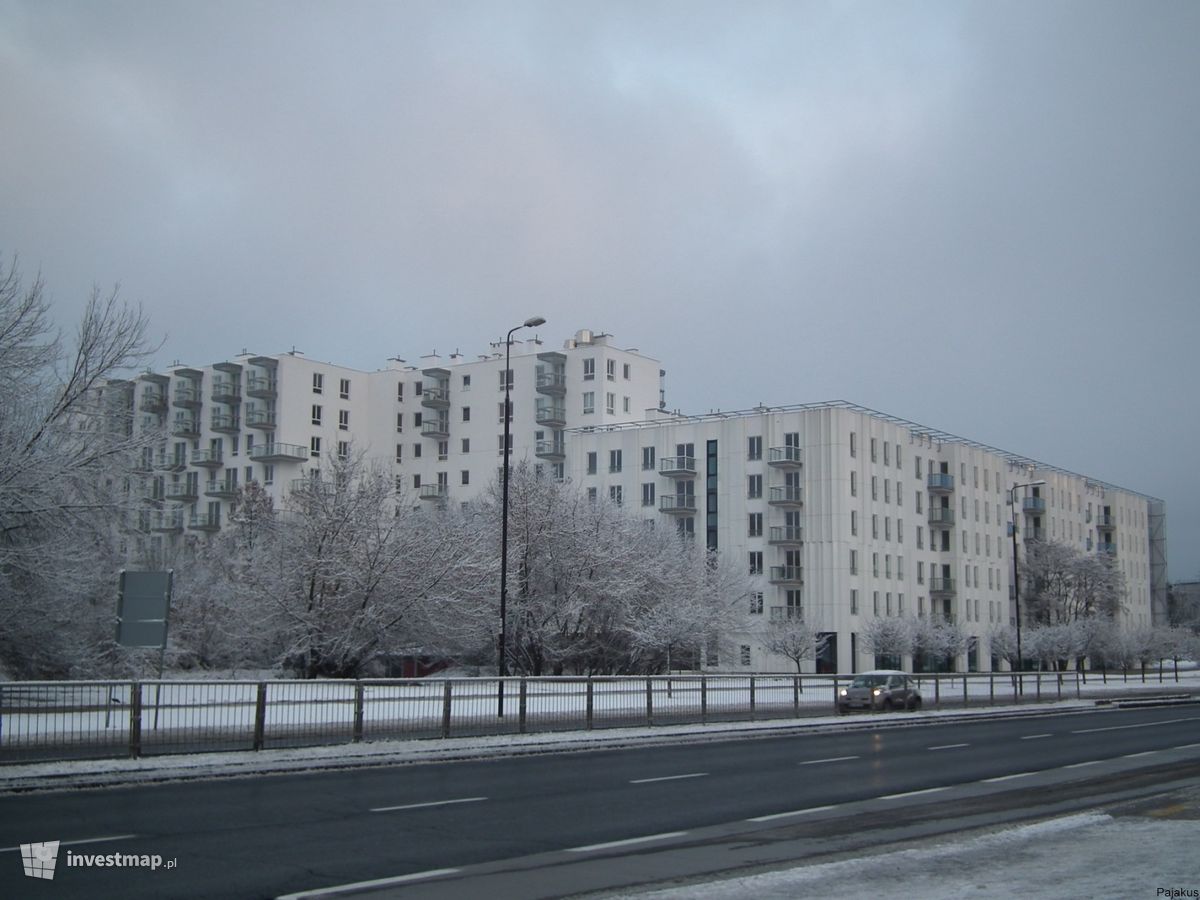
[748,805,837,823]
[630,773,708,784]
[799,756,860,766]
[0,834,136,854]
[983,772,1037,783]
[928,743,969,751]
[1021,733,1053,740]
[277,868,461,899]
[566,832,688,853]
[370,797,487,813]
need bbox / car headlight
[873,688,882,696]
[838,688,848,697]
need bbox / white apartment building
[562,402,1166,673]
[125,332,1166,674]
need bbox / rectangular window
[462,374,471,391]
[263,464,274,485]
[606,392,615,414]
[918,561,925,584]
[749,512,763,537]
[609,485,623,505]
[897,556,904,580]
[498,401,512,424]
[310,436,321,458]
[583,358,595,380]
[415,381,423,395]
[413,474,421,489]
[396,443,403,463]
[873,552,879,577]
[851,471,857,497]
[897,519,904,543]
[870,437,877,462]
[461,470,470,485]
[498,369,513,391]
[851,589,859,614]
[337,441,349,460]
[496,434,510,456]
[338,410,349,431]
[396,413,403,433]
[850,432,857,457]
[851,510,858,536]
[606,359,616,380]
[339,378,350,399]
[462,406,471,422]
[587,452,597,475]
[414,411,423,427]
[312,373,324,394]
[311,404,322,426]
[750,592,764,615]
[413,443,422,458]
[873,591,880,616]
[885,517,892,541]
[883,441,890,466]
[885,555,892,578]
[642,482,655,506]
[609,449,622,473]
[623,363,631,380]
[623,396,630,413]
[748,474,762,498]
[872,514,879,539]
[850,549,858,575]
[871,476,878,500]
[587,486,597,503]
[461,438,470,453]
[748,436,762,460]
[397,382,404,402]
[884,479,891,504]
[583,391,595,414]
[642,446,656,470]
[438,441,448,461]
[749,551,763,575]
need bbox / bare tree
[1023,539,1125,625]
[859,617,913,670]
[911,617,967,673]
[759,614,830,675]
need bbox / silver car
[835,670,922,713]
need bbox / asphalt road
[1,705,1198,899]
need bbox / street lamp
[498,315,546,717]
[1009,478,1046,678]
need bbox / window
[749,512,763,537]
[642,482,655,507]
[231,435,239,456]
[462,374,471,391]
[313,373,324,394]
[396,413,403,433]
[461,470,470,485]
[606,392,615,414]
[337,441,349,460]
[850,471,857,497]
[587,452,597,475]
[311,404,322,426]
[897,483,903,507]
[851,589,859,614]
[498,369,513,391]
[395,444,403,463]
[873,552,879,577]
[740,645,752,667]
[339,378,350,399]
[462,406,471,422]
[415,381,423,395]
[609,485,623,505]
[438,441,448,461]
[583,391,595,414]
[263,464,274,485]
[851,510,858,536]
[583,358,595,380]
[871,476,878,500]
[915,455,922,478]
[413,443,422,458]
[748,474,762,498]
[310,436,321,458]
[870,437,877,462]
[497,401,512,424]
[884,479,891,503]
[642,446,656,470]
[609,449,622,473]
[414,412,423,427]
[496,434,510,456]
[883,441,890,466]
[748,436,762,460]
[897,519,904,543]
[623,396,630,413]
[413,474,421,489]
[623,363,631,380]
[587,486,597,503]
[750,592,764,615]
[606,359,615,380]
[873,591,880,615]
[850,549,858,575]
[338,410,349,431]
[897,556,904,579]
[885,517,892,541]
[872,514,879,539]
[461,438,470,453]
[850,432,857,457]
[749,551,763,575]
[397,382,404,402]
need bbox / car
[835,670,922,713]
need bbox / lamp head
[524,316,546,328]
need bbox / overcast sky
[2,1,1197,581]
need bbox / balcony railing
[767,446,803,467]
[535,440,565,461]
[930,577,956,596]
[172,386,202,409]
[659,457,696,477]
[211,380,241,404]
[191,449,224,468]
[171,418,200,438]
[768,486,804,506]
[188,511,221,532]
[248,442,307,462]
[418,484,449,502]
[1096,514,1116,528]
[139,391,166,414]
[535,371,567,396]
[210,413,240,433]
[928,507,955,527]
[245,375,277,398]
[420,386,450,409]
[150,511,184,532]
[1024,527,1045,542]
[658,494,698,514]
[420,419,450,439]
[1022,496,1046,514]
[927,472,955,492]
[164,483,199,502]
[768,525,803,545]
[154,453,187,472]
[244,410,277,430]
[1098,542,1118,556]
[535,403,566,427]
[204,480,239,499]
[769,566,804,585]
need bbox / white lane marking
[630,772,708,784]
[880,787,951,800]
[1122,751,1158,759]
[370,797,487,813]
[566,831,688,853]
[277,868,461,899]
[1174,743,1200,750]
[928,743,969,751]
[983,772,1037,783]
[799,756,860,766]
[1072,715,1200,735]
[747,805,837,823]
[0,834,137,854]
[1021,733,1053,740]
[1063,760,1102,769]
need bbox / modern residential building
[123,329,1165,673]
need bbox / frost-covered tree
[859,617,913,670]
[759,614,830,674]
[1022,539,1125,625]
[0,257,157,676]
[911,617,967,673]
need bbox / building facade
[125,330,1164,673]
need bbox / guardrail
[0,670,1147,764]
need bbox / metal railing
[0,671,1146,764]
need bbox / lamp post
[497,315,546,718]
[1009,478,1046,679]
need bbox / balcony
[191,449,224,469]
[928,507,955,528]
[419,483,449,502]
[420,419,450,439]
[930,577,956,597]
[1024,527,1045,542]
[535,370,566,396]
[245,375,277,399]
[210,412,240,433]
[535,440,565,461]
[150,511,184,533]
[768,525,804,545]
[659,456,697,477]
[164,482,199,503]
[171,418,200,439]
[927,472,955,493]
[535,402,566,428]
[188,511,221,532]
[172,385,202,409]
[204,480,238,500]
[249,442,307,463]
[420,386,450,410]
[769,565,804,585]
[211,379,241,404]
[1098,542,1118,556]
[659,494,698,515]
[768,485,804,507]
[1096,514,1116,529]
[154,452,187,472]
[1022,496,1046,515]
[244,409,277,430]
[139,390,166,414]
[767,446,803,467]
